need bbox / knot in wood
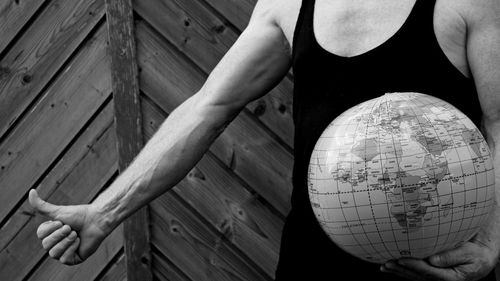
[170,220,182,235]
[212,25,225,34]
[0,66,11,79]
[21,74,32,84]
[253,100,267,117]
[278,104,287,114]
[140,255,149,265]
[229,203,246,220]
[188,168,206,181]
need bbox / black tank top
[275,0,494,280]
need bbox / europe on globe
[308,92,495,264]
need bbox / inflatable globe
[308,92,495,264]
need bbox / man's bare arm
[93,3,291,230]
[466,0,500,260]
[29,0,291,265]
[381,1,500,280]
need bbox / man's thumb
[428,245,469,268]
[29,189,58,217]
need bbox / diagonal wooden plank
[134,0,294,148]
[0,25,111,225]
[104,0,152,280]
[137,22,292,216]
[0,100,114,252]
[202,0,255,31]
[152,249,192,281]
[141,97,283,277]
[0,0,49,55]
[95,253,127,281]
[0,104,118,281]
[151,195,272,281]
[0,0,105,142]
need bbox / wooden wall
[0,0,294,280]
[133,0,294,279]
[0,0,125,280]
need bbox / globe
[308,92,495,264]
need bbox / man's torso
[271,0,474,77]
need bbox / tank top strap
[292,0,316,60]
[414,0,438,26]
[400,0,438,42]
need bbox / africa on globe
[308,92,495,264]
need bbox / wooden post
[104,1,153,281]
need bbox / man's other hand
[380,237,498,281]
[28,189,108,265]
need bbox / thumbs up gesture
[28,189,109,265]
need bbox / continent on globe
[308,92,495,264]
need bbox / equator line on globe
[308,92,495,264]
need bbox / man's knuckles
[47,231,77,258]
[36,221,62,239]
[59,256,72,265]
[41,224,71,249]
[59,238,81,265]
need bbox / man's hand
[380,235,499,281]
[28,189,109,265]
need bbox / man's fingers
[41,224,71,250]
[398,258,458,281]
[29,189,59,217]
[429,245,471,268]
[36,220,63,239]
[48,231,78,259]
[382,261,422,281]
[59,237,83,265]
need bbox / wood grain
[105,0,152,280]
[0,100,114,252]
[203,0,255,31]
[152,249,192,281]
[96,253,127,281]
[0,25,111,226]
[0,104,118,281]
[151,195,272,281]
[0,0,48,55]
[0,0,105,141]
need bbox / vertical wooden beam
[104,1,153,281]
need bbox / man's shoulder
[250,0,302,46]
[443,0,500,27]
[252,0,301,23]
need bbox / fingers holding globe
[308,92,495,264]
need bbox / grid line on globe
[409,95,494,254]
[308,92,495,264]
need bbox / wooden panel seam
[104,0,152,280]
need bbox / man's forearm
[90,92,236,233]
[476,205,500,253]
[475,120,500,256]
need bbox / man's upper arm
[197,0,292,113]
[467,0,500,137]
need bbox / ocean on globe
[308,92,495,264]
